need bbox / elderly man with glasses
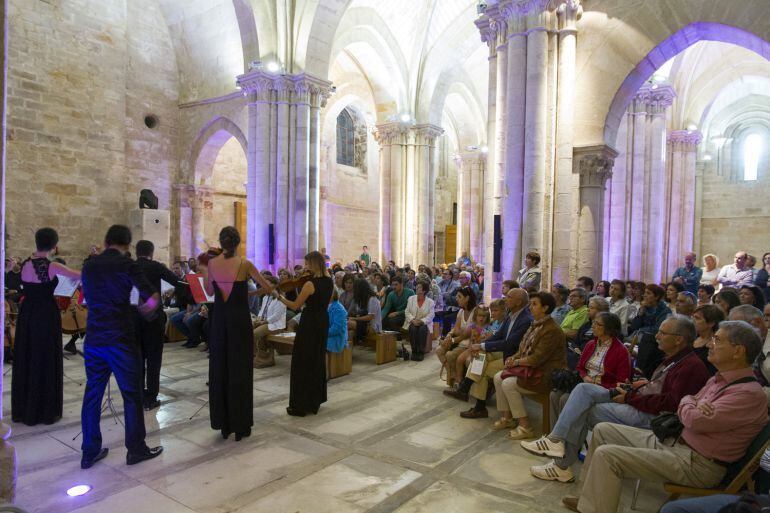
[522,315,710,484]
[562,320,767,513]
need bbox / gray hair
[719,320,763,364]
[728,304,764,326]
[569,288,589,304]
[589,296,610,311]
[664,314,697,347]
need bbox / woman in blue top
[327,289,348,353]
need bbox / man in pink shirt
[562,320,768,513]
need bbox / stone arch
[298,0,352,78]
[603,22,770,147]
[189,116,248,186]
[232,0,260,68]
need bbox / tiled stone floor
[4,340,669,513]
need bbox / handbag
[551,369,582,394]
[650,375,758,442]
[500,365,543,385]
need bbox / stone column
[237,71,331,270]
[572,145,617,281]
[374,122,408,263]
[501,4,526,284]
[455,151,485,260]
[475,10,499,302]
[551,0,581,285]
[467,152,485,261]
[190,185,213,256]
[0,0,17,501]
[521,5,551,268]
[665,130,701,277]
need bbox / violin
[277,270,313,292]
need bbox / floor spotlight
[66,485,92,497]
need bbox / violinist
[133,240,183,411]
[253,275,287,368]
[12,228,81,426]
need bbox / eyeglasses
[657,330,682,338]
[592,321,605,327]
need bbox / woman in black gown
[12,228,81,425]
[203,227,273,440]
[274,251,334,416]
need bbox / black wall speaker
[139,189,158,210]
[268,223,275,265]
[493,214,502,273]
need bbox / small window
[336,109,355,166]
[743,133,762,181]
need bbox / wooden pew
[352,331,397,364]
[266,332,352,379]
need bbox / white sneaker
[520,435,566,458]
[530,460,575,482]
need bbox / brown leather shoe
[561,496,579,512]
[442,388,469,401]
[460,407,488,419]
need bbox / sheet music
[53,276,80,298]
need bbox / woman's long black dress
[209,279,253,436]
[289,276,334,414]
[12,258,63,425]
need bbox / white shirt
[403,295,435,333]
[608,297,630,336]
[257,295,286,331]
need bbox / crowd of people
[5,234,770,513]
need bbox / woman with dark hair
[516,252,542,291]
[338,273,355,312]
[403,281,435,361]
[595,280,611,298]
[755,252,770,302]
[665,281,684,312]
[691,304,724,375]
[714,288,741,315]
[628,283,672,378]
[204,227,273,440]
[274,251,334,417]
[348,278,381,343]
[739,284,766,311]
[12,228,81,425]
[436,286,478,387]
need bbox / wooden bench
[165,321,186,342]
[352,331,397,364]
[266,332,352,379]
[531,393,550,435]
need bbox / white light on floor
[67,485,92,497]
[400,113,411,123]
[266,61,280,73]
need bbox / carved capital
[374,122,409,146]
[635,82,676,114]
[573,144,618,188]
[413,123,444,144]
[236,70,332,106]
[556,0,582,30]
[667,130,702,147]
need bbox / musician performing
[12,228,81,426]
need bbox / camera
[608,383,633,399]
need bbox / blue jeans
[170,310,188,336]
[551,383,654,467]
[660,495,738,513]
[81,344,147,458]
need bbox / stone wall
[6,0,179,265]
[205,136,246,248]
[698,154,770,264]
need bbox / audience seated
[490,292,566,440]
[523,315,710,484]
[381,275,415,332]
[326,289,348,353]
[550,284,572,327]
[701,253,721,289]
[436,286,477,387]
[348,278,382,343]
[445,289,530,413]
[716,288,742,315]
[403,281,435,361]
[672,252,703,296]
[576,276,595,295]
[719,251,754,288]
[628,284,671,378]
[692,304,724,375]
[595,280,610,299]
[560,320,767,513]
[675,291,697,317]
[568,297,610,370]
[458,271,481,303]
[697,283,715,306]
[252,275,287,368]
[666,281,685,313]
[607,280,630,336]
[550,312,631,430]
[452,307,491,380]
[561,288,589,343]
[436,268,461,335]
[757,252,770,303]
[740,284,766,311]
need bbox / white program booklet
[468,353,486,376]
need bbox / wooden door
[444,224,457,264]
[234,201,246,257]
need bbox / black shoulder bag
[651,375,757,442]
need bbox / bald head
[505,288,529,313]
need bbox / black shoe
[235,429,251,441]
[182,340,199,348]
[81,448,108,469]
[286,407,306,417]
[64,339,78,355]
[221,430,231,440]
[411,353,424,361]
[143,399,161,411]
[126,446,163,465]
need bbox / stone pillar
[475,10,499,302]
[572,145,617,281]
[374,123,408,264]
[551,0,581,285]
[237,71,331,270]
[665,130,701,277]
[468,152,485,262]
[455,152,485,261]
[0,0,16,501]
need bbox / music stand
[72,380,122,441]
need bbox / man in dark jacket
[80,225,163,470]
[134,240,183,411]
[446,289,533,419]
